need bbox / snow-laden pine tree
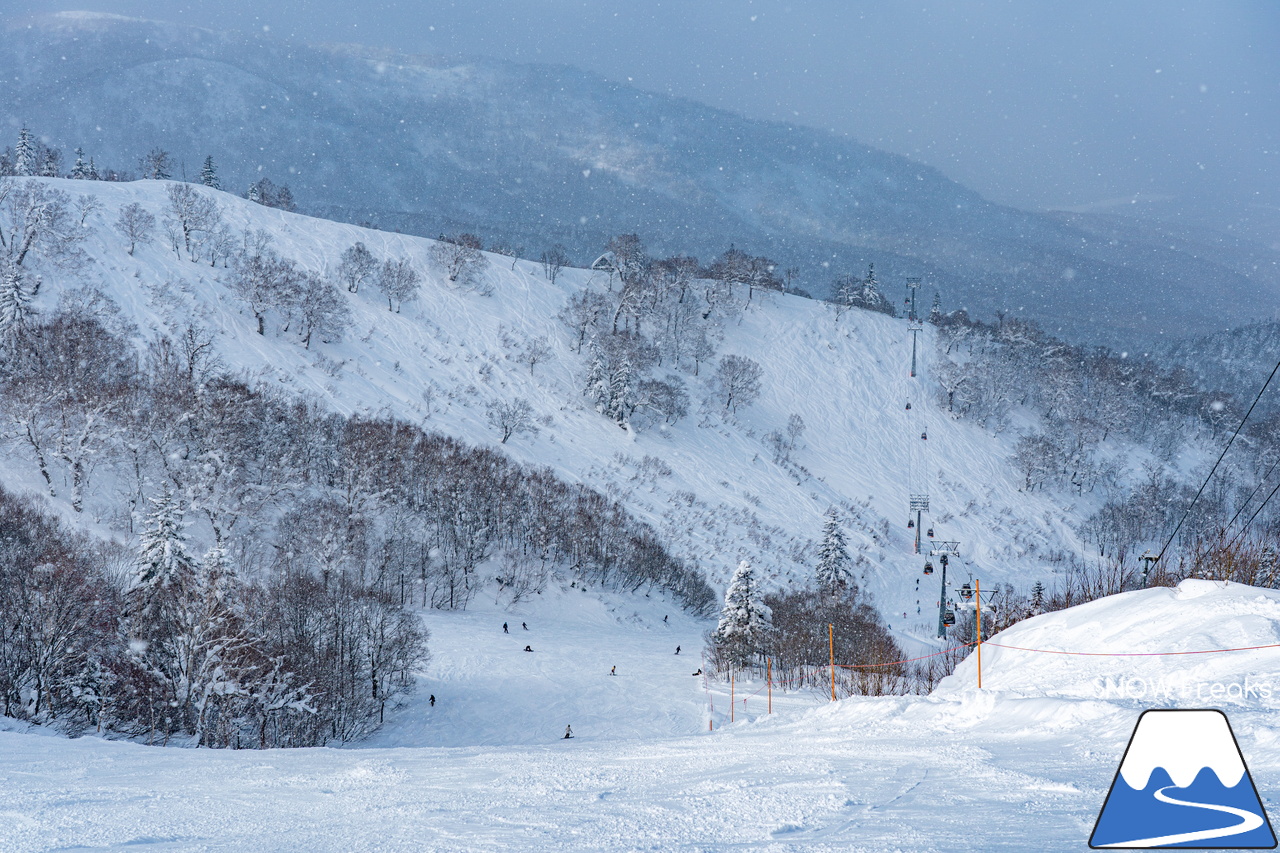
[713,560,772,667]
[14,127,36,176]
[585,348,610,415]
[70,147,88,180]
[0,261,34,343]
[1029,580,1046,616]
[928,291,943,325]
[605,356,633,426]
[815,508,855,598]
[200,155,221,190]
[127,486,200,633]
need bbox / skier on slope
[564,725,573,739]
[675,645,680,655]
[503,622,509,634]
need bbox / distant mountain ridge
[4,11,1279,345]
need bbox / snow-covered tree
[815,508,855,598]
[128,487,199,633]
[713,560,773,667]
[713,354,763,413]
[833,264,896,319]
[429,233,488,291]
[39,147,61,178]
[164,182,222,262]
[928,291,943,325]
[0,179,86,269]
[1029,580,1046,616]
[485,397,537,444]
[375,257,421,312]
[140,148,172,180]
[295,272,350,348]
[336,241,378,293]
[14,128,36,177]
[200,155,221,190]
[0,260,35,353]
[584,338,636,428]
[540,244,569,284]
[70,148,89,180]
[114,202,156,256]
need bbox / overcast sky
[7,1,1279,224]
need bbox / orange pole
[731,675,735,722]
[976,579,983,689]
[767,657,773,714]
[829,623,836,701]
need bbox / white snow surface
[5,579,1280,850]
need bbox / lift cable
[1154,357,1280,567]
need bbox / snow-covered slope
[938,579,1280,707]
[4,579,1280,851]
[2,177,1139,652]
[5,12,1280,344]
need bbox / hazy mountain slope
[1156,321,1280,417]
[4,12,1279,345]
[0,176,1174,651]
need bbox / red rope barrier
[981,640,1280,658]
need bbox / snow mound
[935,580,1280,707]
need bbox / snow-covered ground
[5,579,1280,851]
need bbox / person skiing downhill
[503,622,509,634]
[610,666,616,676]
[675,645,681,655]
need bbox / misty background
[3,0,1277,241]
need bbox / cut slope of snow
[937,579,1280,707]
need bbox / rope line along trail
[704,636,1280,727]
[981,640,1280,657]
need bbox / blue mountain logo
[1091,709,1276,848]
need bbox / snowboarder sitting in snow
[524,645,533,652]
[564,725,573,739]
[692,669,702,677]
